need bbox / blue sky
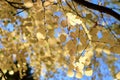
[0,0,120,80]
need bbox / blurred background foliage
[0,0,120,80]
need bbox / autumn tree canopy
[0,0,120,80]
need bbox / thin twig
[41,0,46,26]
[0,69,7,80]
[65,0,82,18]
[73,0,120,21]
[102,15,120,43]
[4,0,27,9]
[80,41,89,57]
[13,9,26,16]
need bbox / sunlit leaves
[84,68,93,76]
[110,45,120,54]
[116,72,120,79]
[75,72,82,79]
[48,37,57,47]
[86,14,92,19]
[75,62,84,71]
[0,0,120,79]
[24,1,33,8]
[59,33,66,42]
[111,24,120,35]
[66,13,82,26]
[61,20,67,27]
[9,70,14,75]
[2,70,7,74]
[36,32,45,40]
[67,69,74,77]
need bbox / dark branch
[73,0,120,21]
[0,69,7,80]
[4,0,27,9]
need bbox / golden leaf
[75,72,82,79]
[47,29,54,37]
[110,45,120,54]
[46,25,53,30]
[66,13,82,26]
[59,34,66,42]
[69,48,76,56]
[44,1,51,7]
[116,72,120,79]
[2,77,5,80]
[86,14,92,19]
[61,20,67,28]
[9,70,14,75]
[67,69,74,77]
[24,1,33,8]
[0,73,2,77]
[48,37,57,47]
[74,62,84,71]
[85,68,93,76]
[66,40,75,50]
[103,46,111,55]
[70,32,77,39]
[3,69,7,74]
[36,32,45,40]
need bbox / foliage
[0,0,120,80]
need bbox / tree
[0,0,120,79]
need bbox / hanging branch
[4,0,27,9]
[41,0,46,26]
[73,0,120,21]
[0,69,7,80]
[102,16,120,42]
[13,9,26,16]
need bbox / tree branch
[0,69,7,80]
[4,0,27,9]
[73,0,120,21]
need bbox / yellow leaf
[70,32,77,39]
[74,62,84,71]
[86,14,92,19]
[48,29,54,37]
[0,73,2,77]
[46,25,53,30]
[67,69,74,77]
[3,69,7,74]
[61,20,67,27]
[66,13,82,26]
[36,32,45,40]
[48,37,57,47]
[2,77,5,80]
[95,47,103,53]
[110,46,120,54]
[60,34,66,42]
[116,72,120,79]
[85,68,93,76]
[76,72,82,79]
[24,1,33,8]
[44,1,51,7]
[66,40,75,50]
[9,70,14,75]
[79,56,87,64]
[17,64,20,68]
[103,47,111,55]
[69,48,76,56]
